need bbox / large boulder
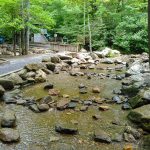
[128,104,150,132]
[46,62,56,71]
[126,61,142,76]
[129,89,150,108]
[7,73,23,85]
[56,99,70,110]
[93,130,112,143]
[57,52,72,60]
[0,79,14,90]
[0,128,20,142]
[0,85,5,97]
[35,69,47,83]
[1,110,16,128]
[51,56,61,63]
[24,63,44,71]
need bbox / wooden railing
[49,42,79,52]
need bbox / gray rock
[143,89,150,101]
[67,102,77,109]
[0,85,5,97]
[123,133,136,143]
[7,73,23,85]
[55,125,78,135]
[44,83,54,90]
[0,128,20,142]
[83,100,92,105]
[25,63,44,71]
[1,110,16,128]
[112,95,122,104]
[37,104,49,112]
[128,104,150,132]
[40,96,53,104]
[29,104,40,113]
[93,130,112,143]
[80,106,88,111]
[57,99,70,110]
[46,62,56,71]
[112,133,123,142]
[79,88,87,94]
[0,79,14,90]
[122,103,131,110]
[51,56,61,63]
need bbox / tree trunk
[19,31,22,55]
[83,0,86,46]
[13,31,16,56]
[24,0,30,55]
[148,0,150,68]
[21,29,25,55]
[88,14,92,53]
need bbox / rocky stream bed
[0,48,149,150]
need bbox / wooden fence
[49,42,79,52]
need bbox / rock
[142,135,150,150]
[123,133,136,143]
[80,106,88,111]
[93,130,111,143]
[42,57,51,62]
[112,95,122,104]
[90,53,99,60]
[143,89,150,100]
[51,56,61,63]
[0,128,20,142]
[57,99,70,110]
[92,114,101,120]
[126,61,142,76]
[7,73,23,85]
[83,100,92,105]
[79,88,87,94]
[0,79,14,90]
[88,64,95,69]
[62,94,70,98]
[26,71,36,78]
[99,105,109,111]
[29,104,40,113]
[18,69,27,79]
[0,85,5,97]
[78,83,86,89]
[16,99,27,105]
[25,63,44,71]
[125,126,141,139]
[129,94,148,109]
[46,62,56,71]
[102,58,114,64]
[49,89,60,96]
[112,133,123,142]
[92,87,100,93]
[128,105,150,132]
[27,77,35,83]
[113,88,121,95]
[1,110,16,128]
[67,102,77,109]
[49,136,60,142]
[40,96,53,104]
[44,83,54,90]
[35,69,47,83]
[38,104,49,112]
[57,53,72,60]
[122,103,131,110]
[80,65,87,69]
[55,125,78,134]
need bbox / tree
[148,0,150,67]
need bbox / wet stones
[7,73,23,85]
[92,87,100,93]
[44,83,54,90]
[67,102,77,109]
[0,128,20,142]
[99,105,109,111]
[25,63,43,71]
[1,110,16,128]
[55,125,78,135]
[0,79,14,90]
[0,85,5,97]
[79,87,87,94]
[46,62,56,71]
[49,89,60,96]
[93,130,111,143]
[37,104,49,112]
[112,95,122,104]
[40,95,53,104]
[56,99,70,110]
[29,104,40,113]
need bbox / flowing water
[0,66,140,150]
